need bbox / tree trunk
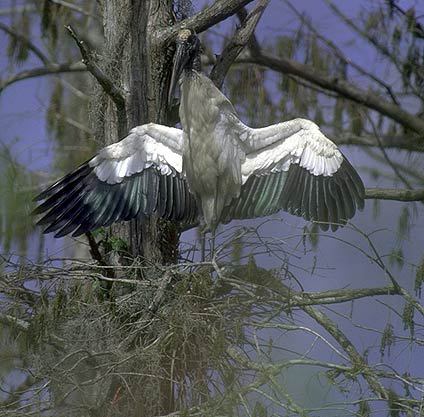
[93,2,179,415]
[98,0,179,263]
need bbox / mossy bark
[96,0,179,263]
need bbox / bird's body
[180,70,243,230]
[34,30,365,238]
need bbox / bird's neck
[184,53,201,74]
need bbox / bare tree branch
[239,52,424,135]
[334,132,424,152]
[236,6,262,54]
[159,0,256,44]
[209,0,269,89]
[65,25,127,137]
[301,285,400,305]
[0,62,86,93]
[365,188,424,201]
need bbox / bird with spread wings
[34,29,365,238]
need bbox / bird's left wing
[34,123,197,237]
[225,118,365,231]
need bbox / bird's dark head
[168,29,201,105]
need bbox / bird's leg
[198,218,208,262]
[200,230,206,262]
[210,228,216,260]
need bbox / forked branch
[159,0,256,43]
[210,0,269,88]
[65,25,127,137]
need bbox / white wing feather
[90,123,184,184]
[238,118,343,182]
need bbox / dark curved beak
[168,42,189,106]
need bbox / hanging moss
[380,322,395,358]
[402,301,415,338]
[397,206,410,240]
[414,258,424,297]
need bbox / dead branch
[209,0,269,89]
[65,25,127,137]
[334,132,424,152]
[0,62,86,93]
[238,52,424,135]
[365,187,424,201]
[159,0,256,44]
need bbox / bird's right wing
[224,118,365,231]
[34,123,197,237]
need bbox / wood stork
[34,29,364,239]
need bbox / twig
[302,304,390,400]
[0,62,86,93]
[209,0,269,89]
[85,232,107,266]
[85,231,116,280]
[364,148,424,182]
[300,285,400,305]
[366,112,414,190]
[65,25,127,137]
